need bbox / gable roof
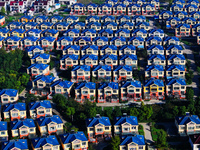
[29,100,52,110]
[110,36,126,42]
[121,81,142,88]
[27,63,49,70]
[86,116,111,127]
[31,53,50,60]
[189,134,200,144]
[10,119,35,129]
[160,10,173,15]
[31,135,59,148]
[0,121,7,131]
[0,28,9,34]
[98,29,114,34]
[64,15,78,21]
[98,82,119,89]
[128,36,144,42]
[21,36,39,42]
[3,103,26,112]
[163,36,179,41]
[166,65,185,71]
[100,54,118,60]
[75,82,96,90]
[167,54,185,60]
[113,65,132,71]
[120,135,145,145]
[61,54,79,60]
[64,45,80,51]
[54,22,69,27]
[175,114,200,125]
[92,65,112,71]
[166,45,183,50]
[146,36,162,42]
[25,45,43,52]
[36,115,63,126]
[49,15,63,21]
[82,45,98,50]
[57,36,73,42]
[146,65,164,71]
[176,23,190,28]
[0,89,18,97]
[38,36,56,42]
[144,78,164,87]
[26,29,42,34]
[4,36,21,42]
[132,29,147,34]
[33,75,55,83]
[72,65,91,71]
[101,45,117,50]
[114,115,138,125]
[2,139,28,150]
[166,78,186,85]
[50,80,73,89]
[119,54,137,60]
[80,54,98,60]
[35,15,48,21]
[148,54,166,60]
[147,45,164,50]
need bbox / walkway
[140,123,154,145]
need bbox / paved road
[140,123,154,145]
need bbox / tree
[111,136,120,150]
[86,107,96,118]
[186,88,194,101]
[179,106,186,115]
[130,107,139,116]
[1,7,5,15]
[173,106,179,117]
[66,107,75,121]
[156,129,168,148]
[197,67,200,75]
[113,107,122,117]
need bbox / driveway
[140,123,154,145]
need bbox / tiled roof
[3,103,26,112]
[0,121,7,131]
[146,65,164,71]
[100,54,118,60]
[31,135,59,148]
[86,116,111,127]
[114,115,138,125]
[167,54,185,60]
[80,54,98,60]
[2,139,28,150]
[36,115,63,126]
[33,75,56,83]
[31,53,50,59]
[98,82,119,89]
[50,80,73,88]
[148,54,166,60]
[166,78,186,85]
[175,114,200,125]
[25,45,43,52]
[61,54,78,60]
[10,119,35,129]
[0,89,18,97]
[121,81,142,88]
[120,135,145,145]
[27,63,49,70]
[166,65,185,71]
[144,78,164,87]
[119,54,137,60]
[75,82,96,89]
[114,65,133,71]
[92,65,112,71]
[72,65,91,71]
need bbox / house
[48,15,63,24]
[6,22,23,30]
[3,102,26,121]
[85,3,98,15]
[148,0,160,10]
[34,16,48,23]
[23,22,39,31]
[27,64,50,77]
[113,4,127,15]
[174,11,188,19]
[114,114,138,135]
[128,37,144,49]
[141,4,155,16]
[145,65,164,79]
[134,0,146,5]
[106,0,118,5]
[119,45,136,56]
[21,36,39,49]
[31,53,50,64]
[59,132,88,150]
[119,55,138,68]
[101,15,115,23]
[148,54,166,66]
[98,3,112,15]
[33,1,51,14]
[57,36,73,50]
[148,29,165,39]
[50,80,74,97]
[166,65,186,79]
[99,54,118,69]
[86,115,111,142]
[192,24,200,36]
[25,45,44,58]
[135,22,150,30]
[75,82,96,103]
[60,55,79,69]
[119,135,145,150]
[81,29,97,39]
[163,36,180,45]
[175,112,200,135]
[121,0,133,6]
[187,0,199,6]
[184,4,198,13]
[9,28,26,38]
[70,22,85,30]
[0,89,18,104]
[189,11,200,19]
[166,17,181,29]
[131,29,148,39]
[92,65,112,83]
[159,11,173,21]
[0,121,8,141]
[167,54,186,66]
[170,4,184,12]
[115,29,130,38]
[197,34,200,44]
[100,45,117,56]
[103,22,118,31]
[110,36,127,47]
[127,4,141,15]
[18,15,33,23]
[54,22,69,32]
[38,22,53,31]
[2,139,28,150]
[64,16,79,24]
[131,16,146,25]
[143,78,165,100]
[189,134,200,150]
[4,36,21,50]
[36,115,63,135]
[30,75,56,96]
[166,45,183,55]
[10,119,36,138]
[25,29,43,38]
[38,36,56,51]
[147,45,164,55]
[85,16,100,24]
[74,37,91,47]
[28,100,53,118]
[121,81,142,101]
[0,15,5,25]
[98,29,114,38]
[63,45,80,55]
[81,45,99,56]
[182,17,196,27]
[119,22,134,30]
[145,36,162,47]
[113,65,133,82]
[43,29,59,40]
[80,54,98,67]
[175,24,190,37]
[70,3,85,15]
[92,37,108,47]
[31,135,60,150]
[63,29,80,38]
[98,82,119,103]
[71,65,91,83]
[0,36,5,48]
[0,28,9,38]
[166,78,186,99]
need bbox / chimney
[96,114,100,118]
[123,113,127,116]
[186,112,190,116]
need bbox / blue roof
[166,78,186,85]
[86,16,100,21]
[80,54,98,60]
[74,37,91,42]
[21,36,39,42]
[36,115,63,126]
[101,45,117,50]
[3,103,26,112]
[192,24,200,28]
[132,15,146,20]
[185,4,198,8]
[24,22,38,27]
[64,15,78,21]
[82,29,96,34]
[116,15,130,20]
[176,23,190,28]
[175,114,200,125]
[110,36,126,42]
[98,82,119,89]
[85,2,98,7]
[31,53,50,60]
[57,36,73,42]
[120,54,137,60]
[31,135,59,148]
[114,65,133,72]
[121,81,142,88]
[0,89,18,97]
[120,135,145,146]
[128,36,144,42]
[82,45,98,51]
[44,29,59,34]
[87,22,101,27]
[163,36,179,41]
[160,10,173,15]
[26,29,42,34]
[173,0,185,3]
[103,21,118,27]
[33,75,56,83]
[49,15,63,21]
[167,54,186,60]
[132,29,147,34]
[175,11,188,16]
[50,80,73,88]
[86,116,111,127]
[149,29,164,34]
[148,54,166,60]
[115,28,130,34]
[63,45,80,51]
[119,45,136,50]
[146,36,162,42]
[28,63,49,70]
[10,119,35,129]
[106,0,118,2]
[187,0,199,3]
[101,15,115,21]
[8,22,23,27]
[25,45,43,52]
[61,54,78,60]
[93,36,108,42]
[166,45,183,50]
[98,29,114,34]
[70,22,85,27]
[100,54,118,60]
[119,22,134,27]
[114,115,138,125]
[0,36,5,41]
[142,3,155,7]
[4,36,21,42]
[147,45,164,50]
[72,3,85,7]
[99,3,112,8]
[38,36,56,42]
[146,65,164,71]
[75,82,96,90]
[136,22,150,27]
[127,3,141,8]
[189,11,200,16]
[35,16,48,21]
[64,29,80,34]
[59,132,88,144]
[166,65,185,71]
[54,22,69,27]
[0,28,9,34]
[171,4,184,8]
[0,122,7,131]
[2,139,28,150]
[72,65,91,71]
[0,15,4,19]
[19,15,33,20]
[10,28,25,34]
[144,78,164,87]
[93,65,112,71]
[39,22,53,27]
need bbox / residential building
[81,45,99,56]
[70,22,85,30]
[0,28,9,38]
[25,45,44,58]
[119,22,134,30]
[148,29,165,39]
[170,4,184,12]
[174,11,188,19]
[100,45,117,56]
[0,15,5,25]
[48,15,63,23]
[148,54,166,66]
[113,65,133,82]
[63,45,80,56]
[135,22,150,30]
[60,55,79,69]
[4,36,21,50]
[6,22,23,30]
[147,45,164,55]
[175,23,191,37]
[92,65,112,83]
[184,4,198,13]
[128,37,144,49]
[57,36,73,50]
[43,29,59,40]
[192,24,200,36]
[131,16,146,25]
[31,54,50,64]
[145,36,162,47]
[0,122,8,141]
[166,65,186,79]
[113,3,126,15]
[27,64,50,77]
[34,16,49,23]
[54,22,69,32]
[2,139,28,150]
[102,22,118,31]
[25,29,43,38]
[131,29,148,39]
[71,65,91,83]
[63,29,80,38]
[98,3,112,15]
[127,4,141,15]
[167,54,186,66]
[74,37,91,47]
[99,54,118,69]
[98,29,114,38]
[20,36,39,49]
[163,36,180,45]
[189,134,200,150]
[101,15,115,23]
[141,4,155,16]
[38,36,56,51]
[119,54,137,68]
[166,17,181,29]
[87,22,102,31]
[159,11,173,21]
[18,15,33,23]
[64,16,79,24]
[119,45,136,56]
[115,29,130,38]
[145,65,164,79]
[70,3,85,15]
[85,3,98,15]
[80,54,98,67]
[110,36,127,47]
[38,22,53,31]
[0,89,18,104]
[92,36,108,47]
[166,45,183,55]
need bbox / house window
[30,128,34,132]
[1,131,5,135]
[82,142,86,145]
[105,127,109,130]
[57,124,61,128]
[159,88,162,90]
